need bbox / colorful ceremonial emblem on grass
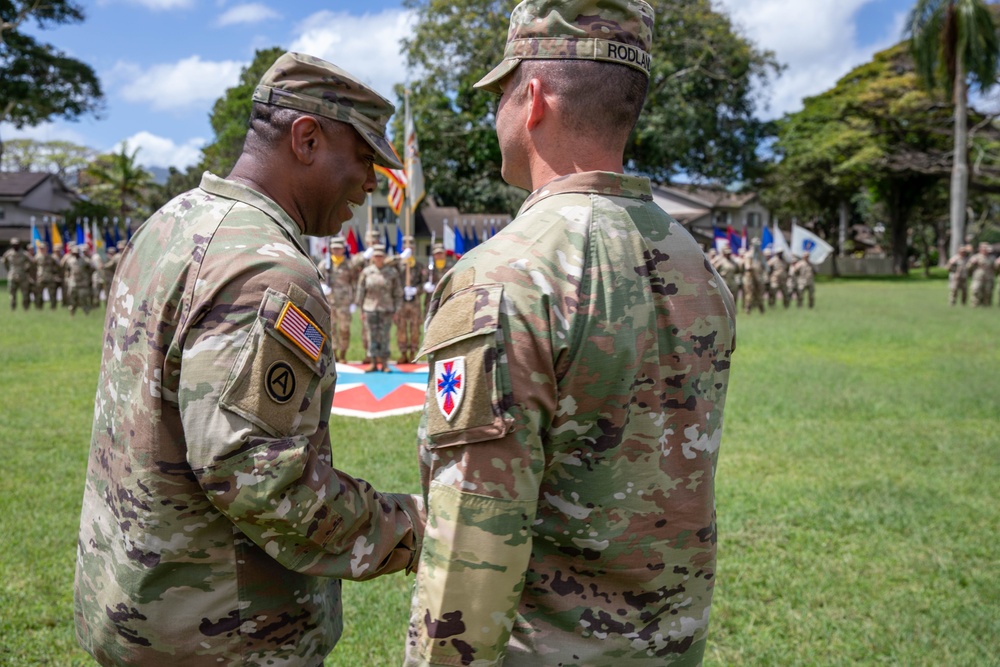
[331,362,429,419]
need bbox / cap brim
[473,59,521,95]
[359,126,403,169]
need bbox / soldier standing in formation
[355,244,402,372]
[766,248,791,308]
[350,228,382,362]
[61,244,94,316]
[34,244,61,309]
[967,242,996,307]
[742,239,767,314]
[945,244,972,306]
[423,243,453,314]
[2,239,33,310]
[319,237,357,362]
[712,244,741,302]
[395,235,425,364]
[790,250,817,308]
[404,1,736,664]
[99,246,121,306]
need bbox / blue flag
[383,223,391,255]
[44,223,53,252]
[395,226,403,255]
[713,226,727,251]
[761,225,774,252]
[454,224,466,256]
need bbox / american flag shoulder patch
[275,301,326,362]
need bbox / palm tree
[83,143,154,225]
[906,0,1000,258]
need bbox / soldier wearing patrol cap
[968,242,996,307]
[74,52,422,667]
[2,238,32,310]
[423,242,453,315]
[945,244,972,306]
[318,236,357,361]
[405,1,736,665]
[394,234,426,363]
[355,244,402,372]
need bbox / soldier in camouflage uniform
[100,246,120,305]
[790,251,817,308]
[967,242,996,307]
[404,2,736,665]
[3,238,33,310]
[742,239,766,314]
[766,248,790,308]
[61,244,94,316]
[34,243,62,309]
[90,249,106,308]
[423,242,454,315]
[350,229,383,362]
[712,244,740,302]
[395,235,426,363]
[318,237,357,361]
[74,52,422,667]
[945,244,971,306]
[355,244,402,372]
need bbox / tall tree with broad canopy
[81,144,155,224]
[906,0,1000,257]
[0,0,103,167]
[396,0,780,214]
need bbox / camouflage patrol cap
[371,244,387,256]
[10,238,21,245]
[330,237,346,249]
[431,243,446,254]
[475,0,655,94]
[253,52,403,169]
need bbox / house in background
[0,172,79,247]
[651,183,770,248]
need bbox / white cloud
[115,131,205,169]
[715,0,908,118]
[217,3,281,27]
[116,56,244,112]
[289,9,416,104]
[98,0,194,9]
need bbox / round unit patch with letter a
[434,357,465,422]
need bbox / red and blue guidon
[435,357,465,422]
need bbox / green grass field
[1,277,998,666]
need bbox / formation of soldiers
[316,231,454,369]
[946,242,1000,307]
[1,238,123,315]
[709,239,818,313]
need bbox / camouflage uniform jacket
[396,257,427,301]
[74,173,422,667]
[2,247,32,280]
[356,263,402,313]
[967,252,995,284]
[62,252,94,289]
[319,255,357,307]
[766,255,788,287]
[35,252,62,282]
[405,171,736,667]
[790,258,815,288]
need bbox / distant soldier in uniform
[34,244,62,309]
[355,244,401,372]
[743,239,767,314]
[767,248,791,308]
[790,251,817,308]
[100,246,120,305]
[3,239,33,310]
[350,228,382,362]
[395,235,425,363]
[318,237,357,361]
[90,250,105,308]
[423,242,453,315]
[61,244,94,316]
[713,244,741,302]
[74,52,422,667]
[968,242,996,307]
[945,244,972,306]
[404,1,736,665]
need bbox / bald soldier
[74,52,422,666]
[404,1,736,665]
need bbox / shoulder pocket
[220,288,333,437]
[418,284,514,448]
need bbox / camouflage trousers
[768,281,790,308]
[68,286,93,315]
[948,276,968,306]
[8,278,31,309]
[745,282,766,314]
[970,279,994,307]
[329,304,353,359]
[795,283,815,308]
[396,300,422,360]
[35,280,60,309]
[365,310,393,359]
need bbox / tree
[397,0,780,214]
[0,138,96,181]
[906,0,1000,258]
[201,46,285,178]
[81,144,155,224]
[0,0,103,166]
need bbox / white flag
[791,223,833,265]
[443,219,455,255]
[772,223,793,262]
[404,91,425,215]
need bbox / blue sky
[5,0,916,171]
